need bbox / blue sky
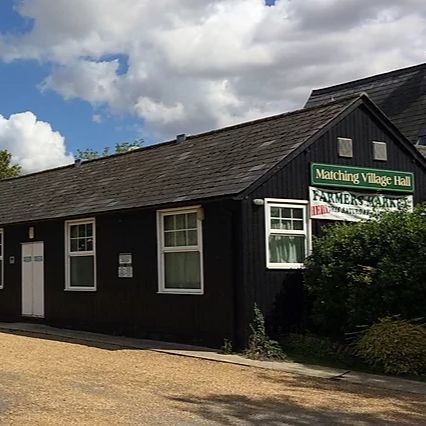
[0,2,141,156]
[0,0,424,173]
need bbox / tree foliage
[77,139,143,160]
[304,206,426,337]
[0,149,21,179]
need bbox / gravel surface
[0,331,424,425]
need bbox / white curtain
[269,235,304,264]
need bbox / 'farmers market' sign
[309,186,413,222]
[311,163,414,193]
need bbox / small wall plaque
[119,253,132,265]
[118,266,133,278]
[9,256,15,264]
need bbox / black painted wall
[237,104,426,342]
[0,200,236,347]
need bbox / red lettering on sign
[311,205,330,216]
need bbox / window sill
[266,264,306,270]
[157,290,204,295]
[65,287,97,292]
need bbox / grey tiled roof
[305,63,426,145]
[0,98,354,224]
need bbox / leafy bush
[304,206,426,337]
[246,304,285,360]
[221,338,233,355]
[352,317,426,375]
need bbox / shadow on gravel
[168,371,426,425]
[0,327,217,352]
[168,392,426,425]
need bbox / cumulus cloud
[0,112,74,174]
[1,0,425,138]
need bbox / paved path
[0,322,425,396]
[0,328,425,425]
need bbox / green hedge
[304,206,426,337]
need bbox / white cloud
[0,0,425,139]
[0,112,74,174]
[92,114,103,124]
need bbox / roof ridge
[185,94,360,140]
[3,95,359,183]
[311,62,426,96]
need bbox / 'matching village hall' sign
[311,163,414,192]
[310,163,414,221]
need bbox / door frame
[21,241,45,318]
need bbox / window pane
[78,224,86,237]
[164,231,175,247]
[270,207,280,218]
[271,219,281,229]
[292,208,303,219]
[281,208,292,218]
[70,238,78,252]
[0,259,2,286]
[70,225,78,238]
[269,235,305,264]
[175,214,186,230]
[175,230,187,246]
[187,230,198,245]
[293,220,304,231]
[70,256,94,287]
[86,223,93,237]
[164,215,175,231]
[86,238,93,251]
[164,251,201,289]
[281,220,291,230]
[78,239,87,251]
[187,213,197,228]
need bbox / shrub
[221,338,233,355]
[352,317,426,375]
[304,206,426,337]
[246,304,285,360]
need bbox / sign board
[311,163,414,193]
[309,186,413,222]
[119,253,132,265]
[118,266,133,278]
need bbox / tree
[0,149,21,179]
[77,139,143,160]
[304,206,426,338]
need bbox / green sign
[311,163,414,193]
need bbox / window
[337,137,353,158]
[373,141,387,161]
[65,218,96,291]
[157,207,203,294]
[265,199,309,269]
[0,229,3,289]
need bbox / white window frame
[264,198,311,270]
[65,218,96,291]
[157,206,204,295]
[0,229,3,289]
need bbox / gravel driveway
[0,331,424,425]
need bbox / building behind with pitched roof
[305,62,426,147]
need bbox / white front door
[22,242,44,318]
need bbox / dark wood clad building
[0,94,425,347]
